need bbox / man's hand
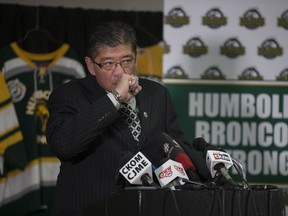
[114,73,142,103]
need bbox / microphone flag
[206,150,233,178]
[154,159,189,188]
[119,152,153,185]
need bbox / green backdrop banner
[164,80,288,185]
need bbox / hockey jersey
[136,43,163,79]
[0,42,85,215]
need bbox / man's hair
[86,21,137,58]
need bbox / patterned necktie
[119,103,141,141]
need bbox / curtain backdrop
[0,3,163,72]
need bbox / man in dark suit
[46,21,211,216]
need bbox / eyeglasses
[90,57,135,71]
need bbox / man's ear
[85,56,96,75]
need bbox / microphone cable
[179,178,211,190]
[162,187,182,216]
[247,185,286,216]
[212,185,223,216]
[177,178,222,216]
[245,189,262,216]
[104,190,114,216]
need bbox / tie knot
[120,103,135,114]
[120,102,129,109]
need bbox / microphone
[193,138,249,188]
[118,151,159,188]
[115,151,134,187]
[160,132,201,182]
[154,158,189,189]
[192,138,235,186]
[206,150,234,181]
[192,137,225,155]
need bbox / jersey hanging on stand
[0,41,85,215]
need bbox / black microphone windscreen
[160,132,184,156]
[159,157,169,165]
[159,132,175,146]
[192,138,224,153]
[119,151,134,167]
[115,151,134,186]
[192,137,208,151]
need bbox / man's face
[85,44,136,92]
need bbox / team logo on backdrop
[258,38,283,59]
[276,68,288,81]
[7,79,26,103]
[163,40,171,54]
[165,7,189,28]
[277,10,288,30]
[26,91,50,145]
[201,66,225,80]
[165,65,188,79]
[220,38,245,58]
[240,8,265,29]
[202,8,227,29]
[35,100,49,133]
[183,37,208,57]
[238,67,263,80]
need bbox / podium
[84,186,285,216]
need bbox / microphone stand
[231,158,249,189]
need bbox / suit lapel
[78,74,107,104]
[136,86,152,147]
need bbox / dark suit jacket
[46,74,211,216]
